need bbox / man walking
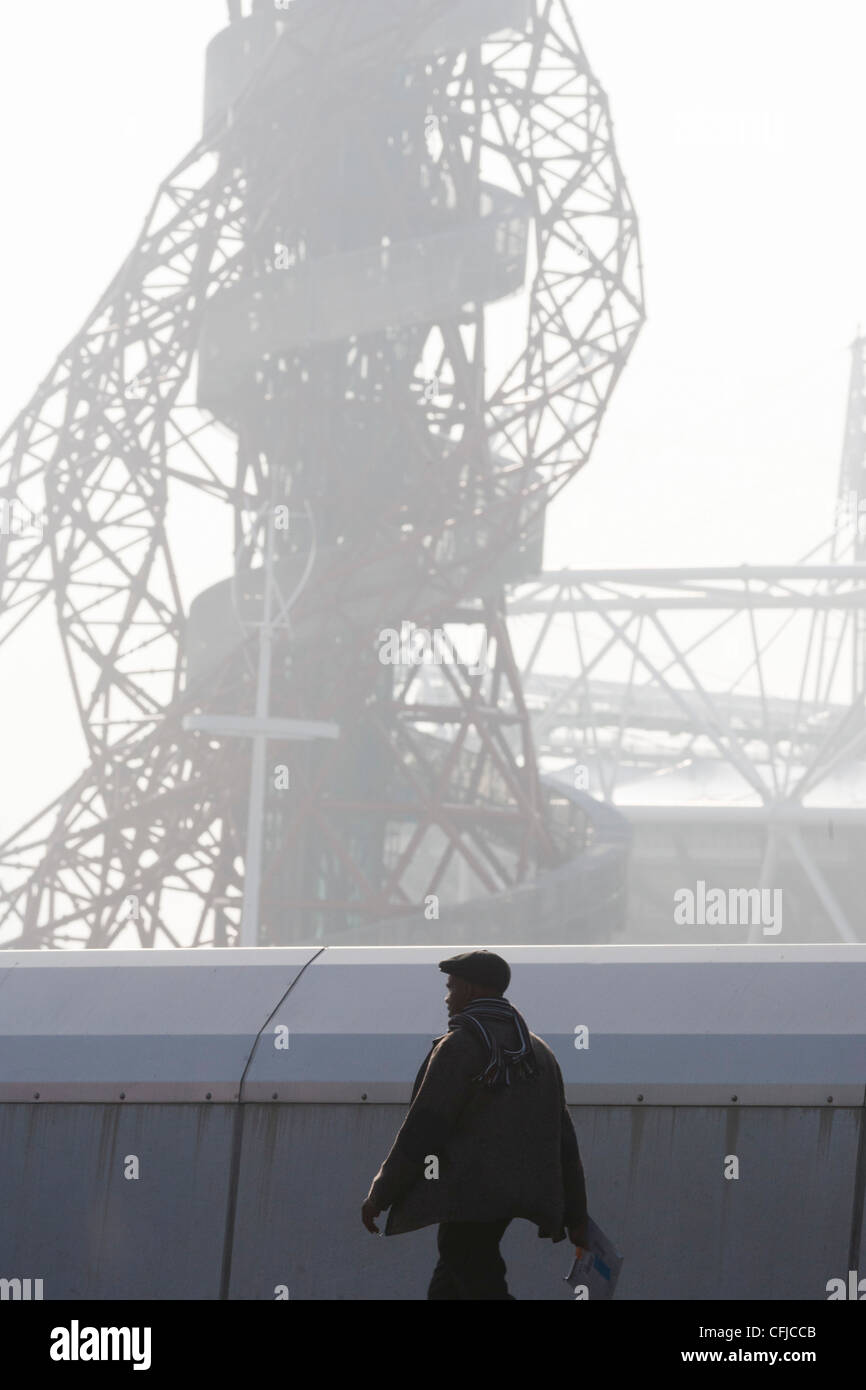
[361,950,588,1299]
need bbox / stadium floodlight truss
[0,0,644,948]
[500,333,866,943]
[511,565,866,802]
[507,559,866,942]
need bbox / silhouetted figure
[362,950,588,1299]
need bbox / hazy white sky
[1,0,865,833]
[563,0,866,573]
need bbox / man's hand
[568,1222,588,1251]
[361,1198,382,1234]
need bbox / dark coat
[367,1013,587,1241]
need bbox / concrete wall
[0,946,864,1299]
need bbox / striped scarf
[449,997,539,1088]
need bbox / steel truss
[508,563,866,941]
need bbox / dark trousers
[427,1218,514,1300]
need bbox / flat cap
[438,949,511,993]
